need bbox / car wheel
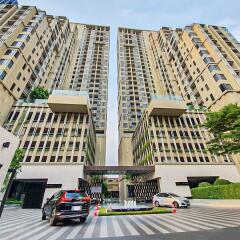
[80,216,87,223]
[173,201,179,208]
[49,209,57,226]
[154,201,160,207]
[42,210,47,220]
[184,206,188,209]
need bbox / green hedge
[98,207,171,216]
[5,199,23,205]
[198,182,212,187]
[214,179,231,186]
[191,183,240,199]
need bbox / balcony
[47,90,90,113]
[147,95,187,117]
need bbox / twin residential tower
[0,4,240,206]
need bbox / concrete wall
[150,164,240,197]
[0,127,19,194]
[17,164,84,205]
[95,135,106,166]
[118,136,133,166]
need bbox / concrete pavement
[1,207,240,239]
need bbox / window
[203,57,214,64]
[208,64,220,72]
[22,63,27,70]
[199,50,209,56]
[16,73,22,80]
[219,83,233,92]
[5,49,19,58]
[213,74,226,81]
[17,34,30,41]
[0,59,13,68]
[0,70,6,80]
[210,94,215,101]
[10,83,16,91]
[11,41,25,50]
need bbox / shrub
[198,182,212,188]
[214,179,231,186]
[98,207,171,216]
[30,87,49,99]
[191,183,240,199]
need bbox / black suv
[42,190,91,226]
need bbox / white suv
[153,192,190,208]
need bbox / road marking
[127,215,155,235]
[45,227,70,240]
[153,215,187,233]
[9,224,52,240]
[123,216,141,235]
[0,218,42,235]
[157,215,198,232]
[143,215,172,233]
[28,227,57,240]
[1,221,45,240]
[111,216,124,236]
[66,225,84,239]
[82,215,98,238]
[99,216,108,238]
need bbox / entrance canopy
[84,166,154,175]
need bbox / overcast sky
[19,0,240,166]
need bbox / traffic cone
[172,203,177,214]
[94,206,98,216]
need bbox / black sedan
[42,190,91,226]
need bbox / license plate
[72,206,82,211]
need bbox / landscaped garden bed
[98,207,171,216]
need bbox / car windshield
[169,193,179,197]
[66,191,86,199]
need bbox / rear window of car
[66,191,86,199]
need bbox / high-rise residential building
[64,23,110,165]
[0,4,109,207]
[0,0,18,5]
[118,25,240,198]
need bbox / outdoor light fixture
[2,142,10,148]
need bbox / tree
[101,181,108,198]
[30,87,49,99]
[1,148,24,192]
[203,104,240,154]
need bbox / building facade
[0,4,109,207]
[0,0,18,5]
[0,4,109,164]
[118,25,240,198]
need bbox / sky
[19,0,240,166]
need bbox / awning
[84,166,154,175]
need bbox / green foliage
[30,87,49,99]
[10,148,24,171]
[5,199,23,205]
[98,207,171,216]
[1,148,24,193]
[203,104,240,154]
[123,173,134,181]
[102,181,108,197]
[139,153,153,166]
[191,183,240,199]
[214,179,231,186]
[198,182,212,188]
